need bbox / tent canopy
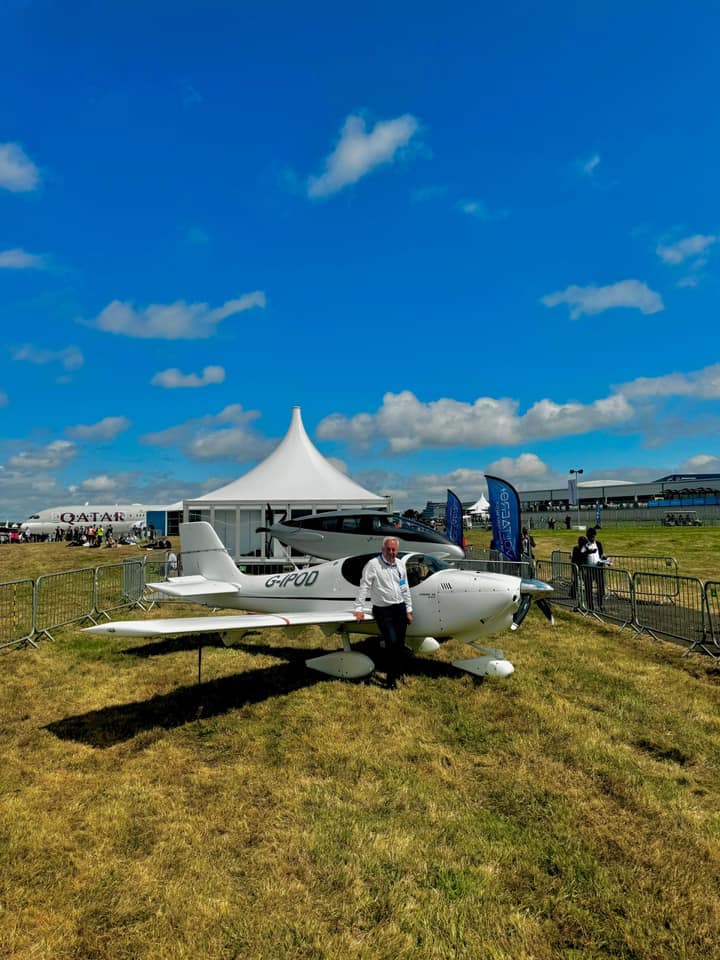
[467,494,490,515]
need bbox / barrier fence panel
[35,568,96,640]
[94,558,146,618]
[607,554,678,577]
[550,550,678,577]
[585,567,634,628]
[454,559,532,578]
[535,559,580,610]
[0,579,35,650]
[633,572,708,653]
[701,581,720,660]
[144,554,172,581]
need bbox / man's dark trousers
[372,602,409,685]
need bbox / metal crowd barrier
[94,558,146,619]
[35,568,97,641]
[705,582,720,657]
[1,556,152,646]
[536,561,718,657]
[609,554,679,577]
[633,572,712,657]
[2,554,720,664]
[535,559,577,609]
[550,550,678,577]
[454,558,532,578]
[0,579,35,649]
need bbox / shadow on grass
[45,656,332,748]
[45,636,466,748]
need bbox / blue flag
[486,475,522,561]
[445,489,464,548]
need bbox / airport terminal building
[517,474,720,513]
[422,474,720,528]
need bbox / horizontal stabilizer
[84,610,362,639]
[145,575,240,598]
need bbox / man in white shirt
[354,537,413,688]
[582,527,607,609]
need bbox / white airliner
[84,521,553,680]
[21,504,149,538]
[258,509,466,561]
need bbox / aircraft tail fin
[178,521,241,582]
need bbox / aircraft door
[405,555,441,637]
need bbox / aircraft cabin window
[405,554,451,585]
[341,554,379,586]
[340,517,361,532]
[341,553,450,588]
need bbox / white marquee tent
[183,406,388,558]
[467,494,490,517]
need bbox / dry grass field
[1,530,719,959]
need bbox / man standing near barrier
[582,527,609,610]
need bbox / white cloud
[541,279,664,318]
[91,291,266,339]
[656,234,716,264]
[151,365,226,388]
[307,113,420,198]
[317,390,634,453]
[77,474,122,495]
[458,200,509,222]
[0,142,40,192]
[141,404,275,462]
[0,248,46,269]
[66,417,131,441]
[680,454,720,473]
[13,344,84,371]
[615,364,720,400]
[352,459,559,511]
[484,453,552,484]
[581,153,601,176]
[7,440,76,471]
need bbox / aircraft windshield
[341,553,452,587]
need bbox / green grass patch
[1,538,720,957]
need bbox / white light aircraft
[21,504,150,538]
[257,508,465,561]
[84,521,552,680]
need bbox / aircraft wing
[145,575,240,598]
[84,610,367,639]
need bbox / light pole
[570,468,584,530]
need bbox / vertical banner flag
[568,477,578,507]
[445,489,464,548]
[595,501,602,527]
[486,475,522,562]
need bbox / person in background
[581,527,608,610]
[570,535,587,605]
[354,536,413,689]
[521,526,535,559]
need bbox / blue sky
[1,0,719,519]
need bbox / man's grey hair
[382,536,400,548]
